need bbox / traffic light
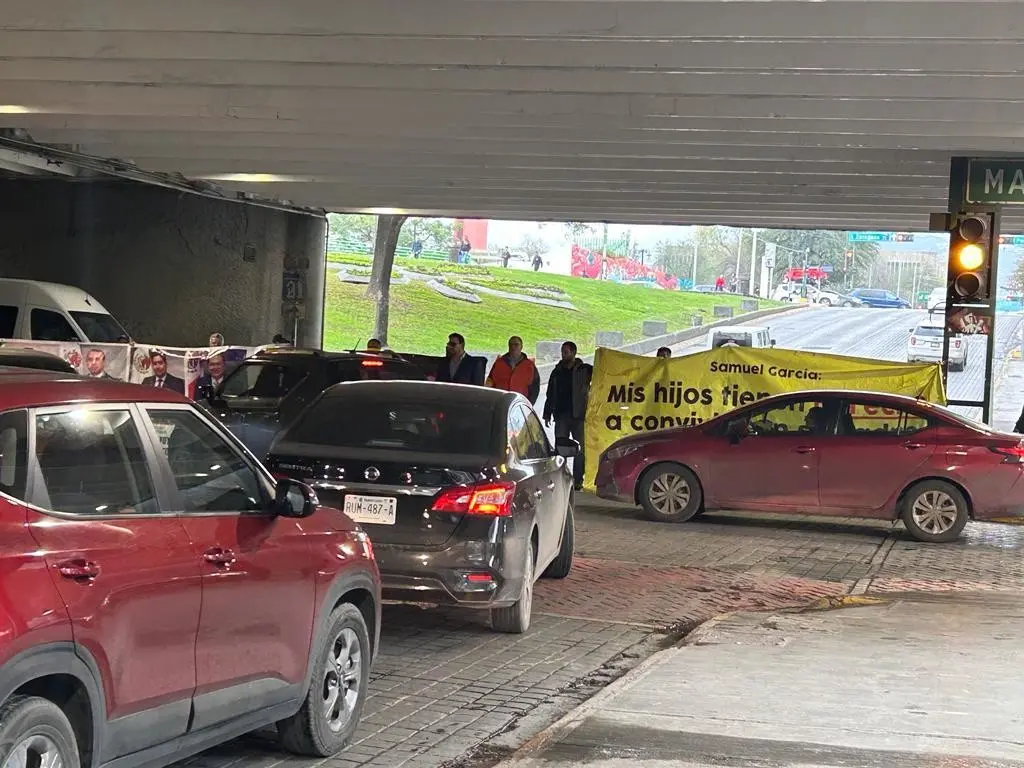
[947,212,994,304]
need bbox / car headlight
[604,444,640,462]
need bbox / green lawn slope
[323,253,775,355]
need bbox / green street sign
[967,159,1024,204]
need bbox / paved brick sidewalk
[534,557,848,629]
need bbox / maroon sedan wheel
[638,464,703,523]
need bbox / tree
[1006,254,1024,298]
[653,239,694,280]
[399,217,456,253]
[520,233,549,260]
[564,221,596,242]
[327,213,377,249]
[760,229,881,290]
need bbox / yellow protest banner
[583,346,946,487]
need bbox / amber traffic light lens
[956,243,985,270]
[959,216,987,241]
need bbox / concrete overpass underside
[2,0,1024,231]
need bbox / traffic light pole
[938,158,1001,423]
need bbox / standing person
[141,350,185,394]
[532,254,543,272]
[486,335,541,404]
[715,275,726,292]
[366,338,383,352]
[543,341,593,490]
[434,333,483,385]
[501,247,511,268]
[656,346,672,359]
[208,332,225,347]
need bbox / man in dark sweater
[434,332,484,385]
[543,341,593,489]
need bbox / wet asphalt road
[669,307,1024,420]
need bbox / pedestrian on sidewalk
[543,341,593,490]
[434,332,484,385]
[486,335,541,404]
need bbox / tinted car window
[220,362,307,399]
[521,408,551,460]
[69,311,129,343]
[148,409,265,512]
[0,305,17,337]
[0,410,27,501]
[914,326,943,337]
[31,309,78,342]
[33,409,157,515]
[285,395,496,455]
[711,332,751,348]
[842,402,931,437]
[745,398,828,436]
[329,359,422,382]
[508,404,529,460]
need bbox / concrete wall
[0,179,326,348]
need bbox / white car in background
[908,319,967,371]
[927,287,946,311]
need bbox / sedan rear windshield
[69,311,130,343]
[329,359,423,382]
[711,332,751,348]
[220,362,307,399]
[284,396,495,454]
[914,326,944,337]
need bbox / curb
[535,303,809,376]
[491,638,680,766]
[493,585,881,767]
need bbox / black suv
[199,348,425,459]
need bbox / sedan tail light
[910,337,917,346]
[991,445,1024,464]
[431,481,516,517]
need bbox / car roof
[0,368,188,409]
[321,379,518,406]
[252,348,418,365]
[915,320,944,329]
[712,326,766,333]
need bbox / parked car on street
[596,389,1024,542]
[0,278,132,343]
[0,346,77,373]
[199,347,425,460]
[706,325,775,350]
[0,373,380,768]
[908,319,967,371]
[268,380,577,633]
[848,288,911,309]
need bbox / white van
[0,279,131,343]
[707,325,776,350]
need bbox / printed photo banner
[583,346,947,488]
[0,339,259,398]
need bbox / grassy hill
[323,253,774,355]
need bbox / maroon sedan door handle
[903,442,926,450]
[56,559,100,581]
[794,446,816,454]
[203,547,237,567]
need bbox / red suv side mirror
[274,478,318,518]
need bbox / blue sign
[282,271,305,302]
[999,235,1024,246]
[847,232,914,243]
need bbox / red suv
[0,369,380,768]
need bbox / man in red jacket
[486,336,541,404]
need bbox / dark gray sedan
[267,380,577,633]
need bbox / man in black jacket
[434,333,484,385]
[543,341,593,489]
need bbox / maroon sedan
[595,389,1024,542]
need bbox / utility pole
[735,229,745,284]
[748,230,759,296]
[601,222,609,260]
[691,242,699,287]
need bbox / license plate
[343,495,397,525]
[930,342,941,348]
